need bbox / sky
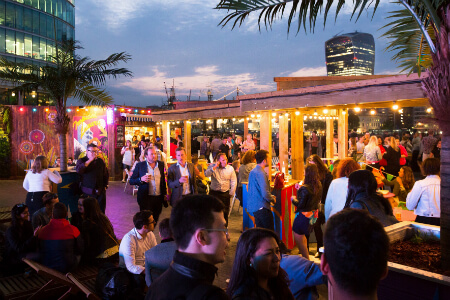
[73,0,406,107]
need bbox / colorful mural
[73,112,109,166]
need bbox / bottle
[282,161,286,175]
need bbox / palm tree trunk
[58,133,67,172]
[422,4,450,269]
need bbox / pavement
[0,179,328,297]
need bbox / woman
[291,164,322,260]
[377,166,415,203]
[131,135,138,147]
[344,170,398,227]
[348,136,357,160]
[432,139,441,159]
[383,137,401,177]
[227,228,294,300]
[200,136,210,158]
[396,138,408,166]
[242,134,256,153]
[80,197,119,265]
[363,136,382,170]
[309,131,319,155]
[406,158,441,226]
[121,140,135,183]
[23,156,62,216]
[324,158,360,220]
[3,204,39,274]
[233,136,243,161]
[306,154,333,257]
[70,194,88,231]
[238,150,257,203]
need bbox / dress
[121,146,133,169]
[23,169,62,216]
[292,185,321,235]
[145,251,228,300]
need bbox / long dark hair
[304,164,322,198]
[344,170,393,215]
[227,228,294,300]
[82,197,115,236]
[306,154,329,181]
[11,203,28,228]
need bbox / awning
[121,113,154,122]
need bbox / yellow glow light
[295,111,300,116]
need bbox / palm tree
[0,40,132,172]
[215,0,450,267]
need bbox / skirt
[293,210,319,236]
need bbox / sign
[116,125,125,148]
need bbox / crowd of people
[0,127,442,300]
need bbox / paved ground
[1,179,328,297]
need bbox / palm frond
[72,82,114,107]
[215,0,381,33]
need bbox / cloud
[377,68,404,75]
[289,66,327,77]
[117,65,274,98]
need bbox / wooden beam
[326,119,334,158]
[338,109,348,159]
[259,111,272,179]
[291,112,304,181]
[184,121,192,160]
[244,118,249,139]
[162,121,170,161]
[278,114,289,175]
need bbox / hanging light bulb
[323,109,328,114]
[354,106,361,112]
[284,113,289,117]
[295,111,300,116]
[313,110,318,116]
[392,101,399,110]
[272,112,276,117]
[426,107,432,113]
[370,109,376,115]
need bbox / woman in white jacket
[406,158,441,226]
[23,156,62,217]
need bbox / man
[364,132,371,146]
[167,147,197,206]
[119,210,157,290]
[321,209,389,299]
[247,150,277,230]
[219,137,231,162]
[273,132,280,157]
[210,134,222,161]
[191,136,201,157]
[32,192,59,229]
[38,202,83,273]
[421,129,437,161]
[67,157,76,166]
[76,143,109,213]
[146,195,229,300]
[154,143,168,171]
[205,152,237,225]
[145,218,177,286]
[129,147,167,221]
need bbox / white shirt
[23,169,62,192]
[176,161,191,195]
[324,177,349,221]
[356,142,365,153]
[147,161,161,196]
[122,147,133,166]
[119,228,157,274]
[205,164,237,196]
[406,175,440,218]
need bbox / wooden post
[244,118,249,139]
[184,120,192,160]
[326,118,334,158]
[156,126,161,137]
[278,113,289,175]
[162,121,170,160]
[259,112,272,178]
[291,112,304,180]
[338,109,348,159]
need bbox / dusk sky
[74,0,406,107]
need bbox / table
[242,179,299,249]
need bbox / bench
[0,259,99,300]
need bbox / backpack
[273,172,285,189]
[96,265,137,300]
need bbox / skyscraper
[0,0,75,105]
[325,32,375,76]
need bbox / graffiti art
[19,141,33,155]
[29,129,45,144]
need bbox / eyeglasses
[87,150,99,154]
[203,228,229,238]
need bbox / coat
[129,160,167,200]
[167,162,197,206]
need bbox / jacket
[406,175,440,218]
[247,165,273,213]
[292,184,321,213]
[145,251,228,300]
[129,160,167,200]
[5,221,38,266]
[238,163,256,188]
[144,238,177,286]
[38,218,83,273]
[349,193,398,227]
[167,162,197,206]
[76,156,109,193]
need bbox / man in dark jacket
[76,143,109,213]
[129,146,167,222]
[145,195,229,300]
[167,147,197,206]
[37,202,83,273]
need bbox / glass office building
[0,0,75,105]
[325,32,375,76]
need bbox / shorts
[122,164,131,170]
